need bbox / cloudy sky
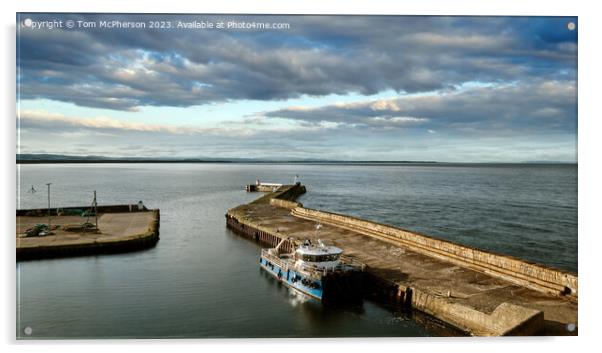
[16,14,577,162]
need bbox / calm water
[16,163,577,339]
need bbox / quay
[226,184,577,336]
[17,204,160,261]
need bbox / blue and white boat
[259,237,365,303]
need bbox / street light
[94,190,98,230]
[46,183,52,233]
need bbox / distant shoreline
[16,159,576,166]
[16,159,439,165]
[15,153,577,165]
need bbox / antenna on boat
[314,223,322,244]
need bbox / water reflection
[259,269,318,308]
[261,267,463,337]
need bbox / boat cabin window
[299,253,340,262]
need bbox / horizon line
[16,153,577,165]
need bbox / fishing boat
[259,236,366,303]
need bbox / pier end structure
[245,180,284,192]
[17,204,160,261]
[226,184,577,336]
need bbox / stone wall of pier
[226,183,578,335]
[289,206,577,298]
[409,287,544,336]
[17,204,150,217]
[269,198,303,209]
[225,214,296,253]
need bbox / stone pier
[226,184,577,336]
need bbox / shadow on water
[394,306,468,337]
[258,269,371,333]
[258,263,464,337]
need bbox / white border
[3,1,600,353]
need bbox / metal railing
[261,249,289,272]
[261,249,366,276]
[340,254,367,271]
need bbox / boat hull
[260,256,323,300]
[259,255,364,304]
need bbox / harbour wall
[226,214,296,254]
[290,207,577,298]
[409,287,544,336]
[269,198,302,210]
[226,184,306,255]
[17,208,160,261]
[249,183,306,205]
[225,184,575,335]
[17,204,150,217]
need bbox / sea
[16,163,577,338]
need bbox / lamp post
[46,183,52,232]
[94,190,98,230]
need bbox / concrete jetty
[226,184,577,336]
[246,180,284,192]
[17,204,160,261]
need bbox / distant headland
[16,154,575,165]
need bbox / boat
[259,236,366,303]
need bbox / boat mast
[314,223,322,244]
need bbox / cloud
[18,109,252,136]
[17,109,344,138]
[260,80,577,135]
[17,15,577,111]
[367,116,429,127]
[16,107,576,162]
[15,15,578,162]
[17,109,367,159]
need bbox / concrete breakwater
[291,207,577,298]
[226,184,577,336]
[17,206,160,261]
[226,185,306,253]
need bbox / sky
[16,14,578,162]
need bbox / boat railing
[261,249,366,275]
[340,254,367,271]
[261,249,290,272]
[295,255,366,275]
